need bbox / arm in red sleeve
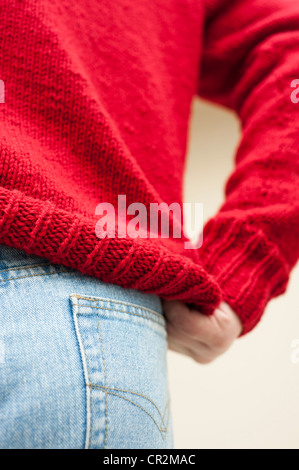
[196,0,299,334]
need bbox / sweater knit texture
[0,0,299,335]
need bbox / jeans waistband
[0,243,164,316]
[0,244,51,269]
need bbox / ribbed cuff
[0,187,222,310]
[194,217,290,335]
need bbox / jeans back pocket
[69,293,173,449]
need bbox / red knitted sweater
[0,0,299,335]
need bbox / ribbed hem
[194,217,290,335]
[0,187,222,311]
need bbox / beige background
[167,98,299,449]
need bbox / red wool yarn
[0,0,299,335]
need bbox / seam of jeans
[96,304,108,449]
[0,262,52,273]
[71,296,92,449]
[88,383,170,429]
[88,385,169,439]
[76,304,165,328]
[70,293,169,446]
[71,294,163,321]
[0,268,72,283]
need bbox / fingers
[167,334,213,364]
[163,299,242,363]
[164,300,224,349]
[167,336,195,359]
[167,321,223,363]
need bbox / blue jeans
[0,245,174,449]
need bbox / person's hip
[0,244,174,449]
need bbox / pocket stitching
[96,305,108,449]
[88,383,170,436]
[70,293,170,447]
[71,293,164,324]
[88,384,170,439]
[71,296,93,449]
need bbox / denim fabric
[0,245,174,449]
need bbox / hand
[163,300,243,364]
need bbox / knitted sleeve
[196,0,299,334]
